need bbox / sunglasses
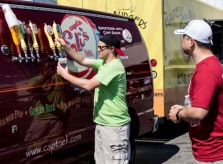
[98,45,110,51]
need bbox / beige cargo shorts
[94,123,130,164]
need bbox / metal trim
[0,3,129,22]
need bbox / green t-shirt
[92,59,130,126]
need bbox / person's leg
[94,124,104,164]
[100,123,130,164]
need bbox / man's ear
[190,39,196,52]
[190,39,196,47]
[110,46,115,53]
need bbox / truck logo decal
[61,14,100,79]
[122,29,132,43]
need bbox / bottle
[184,95,191,109]
[184,95,200,127]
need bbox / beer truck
[0,0,155,163]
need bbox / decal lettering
[29,104,55,116]
[58,95,93,110]
[154,93,164,97]
[69,20,82,31]
[113,11,147,29]
[45,104,55,113]
[0,110,24,127]
[25,134,82,157]
[164,6,196,27]
[177,73,192,85]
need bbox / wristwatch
[176,110,181,121]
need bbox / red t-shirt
[189,56,223,162]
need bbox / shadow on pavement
[135,120,190,164]
[140,120,189,140]
[135,142,180,164]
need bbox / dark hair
[195,40,212,50]
[100,34,121,48]
[100,34,123,56]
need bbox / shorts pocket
[109,143,128,160]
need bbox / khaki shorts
[94,123,130,164]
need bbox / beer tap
[37,26,45,54]
[18,22,30,62]
[2,4,24,62]
[24,23,35,62]
[29,21,40,62]
[44,23,58,60]
[10,25,24,63]
[52,21,64,57]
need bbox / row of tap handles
[9,21,65,63]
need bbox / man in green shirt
[57,34,131,164]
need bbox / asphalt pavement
[135,120,197,164]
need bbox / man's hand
[55,38,67,47]
[57,62,69,80]
[169,105,184,123]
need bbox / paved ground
[164,132,195,164]
[135,120,197,164]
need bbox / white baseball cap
[174,20,212,44]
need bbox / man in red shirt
[169,20,223,163]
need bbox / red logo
[61,15,100,79]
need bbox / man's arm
[57,38,93,68]
[169,104,209,123]
[57,63,100,91]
